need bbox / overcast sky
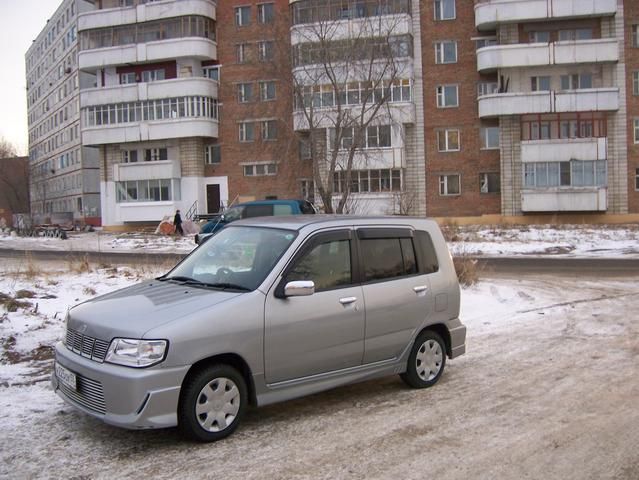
[0,1,60,155]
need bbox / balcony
[475,0,617,31]
[478,88,619,118]
[290,13,412,46]
[477,39,618,73]
[521,187,607,212]
[521,138,607,163]
[83,117,218,145]
[78,0,216,30]
[113,159,181,182]
[81,78,218,108]
[292,102,416,131]
[79,38,216,70]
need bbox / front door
[264,230,365,384]
[206,184,220,213]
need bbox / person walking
[174,209,184,236]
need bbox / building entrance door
[206,184,221,213]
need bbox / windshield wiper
[162,276,250,291]
[204,282,251,291]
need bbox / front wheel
[400,330,446,389]
[178,364,247,442]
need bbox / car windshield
[164,226,297,291]
[222,206,244,222]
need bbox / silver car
[52,216,466,442]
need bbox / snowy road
[2,271,638,480]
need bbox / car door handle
[339,297,357,305]
[413,286,428,293]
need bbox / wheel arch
[417,323,451,358]
[181,353,257,406]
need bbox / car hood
[67,280,243,341]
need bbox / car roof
[233,199,305,207]
[230,214,435,231]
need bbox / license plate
[55,362,77,391]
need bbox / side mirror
[284,280,315,297]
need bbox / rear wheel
[178,364,247,442]
[400,330,446,388]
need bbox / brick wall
[420,0,501,217]
[626,0,639,213]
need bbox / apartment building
[25,0,101,225]
[27,0,639,225]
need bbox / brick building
[26,0,639,226]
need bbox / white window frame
[634,119,639,144]
[259,81,276,101]
[635,168,639,191]
[439,174,461,196]
[436,84,459,108]
[261,120,277,141]
[258,3,274,23]
[243,163,277,177]
[633,25,639,48]
[258,40,274,61]
[434,0,455,21]
[235,6,251,26]
[480,172,500,194]
[477,82,498,97]
[560,73,592,90]
[633,71,639,96]
[237,83,253,103]
[437,129,460,152]
[435,41,457,64]
[531,76,551,92]
[238,122,255,142]
[204,144,220,165]
[480,126,500,150]
[236,43,248,63]
[203,65,219,81]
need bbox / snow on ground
[1,223,638,257]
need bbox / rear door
[357,228,433,364]
[264,229,365,383]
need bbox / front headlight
[105,338,168,368]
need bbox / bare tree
[290,2,413,213]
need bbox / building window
[243,163,277,176]
[116,179,178,203]
[524,161,606,188]
[205,144,220,165]
[142,69,165,82]
[330,125,392,150]
[529,31,550,43]
[237,83,253,103]
[144,148,167,162]
[262,120,277,141]
[475,37,497,50]
[531,76,551,91]
[258,40,275,61]
[434,40,457,64]
[437,129,460,152]
[477,82,498,97]
[300,179,315,201]
[439,174,460,195]
[434,0,455,20]
[259,81,276,101]
[480,126,500,149]
[121,150,138,163]
[333,169,402,193]
[633,25,638,48]
[560,74,592,90]
[436,84,459,108]
[203,65,219,81]
[633,71,639,96]
[635,119,639,143]
[258,3,275,24]
[235,6,251,26]
[120,72,136,84]
[635,168,639,190]
[480,173,500,193]
[236,43,249,63]
[239,122,255,142]
[558,29,593,41]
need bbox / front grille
[66,328,110,362]
[57,373,107,415]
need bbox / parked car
[53,216,466,442]
[195,199,316,244]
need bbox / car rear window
[243,205,273,218]
[273,204,294,215]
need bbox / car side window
[415,230,439,274]
[360,237,418,282]
[287,239,352,291]
[273,204,293,215]
[243,205,273,218]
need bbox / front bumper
[52,341,190,429]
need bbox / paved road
[1,248,638,276]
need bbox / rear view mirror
[284,281,315,297]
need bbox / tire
[178,364,247,442]
[400,330,446,389]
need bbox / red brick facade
[420,0,501,217]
